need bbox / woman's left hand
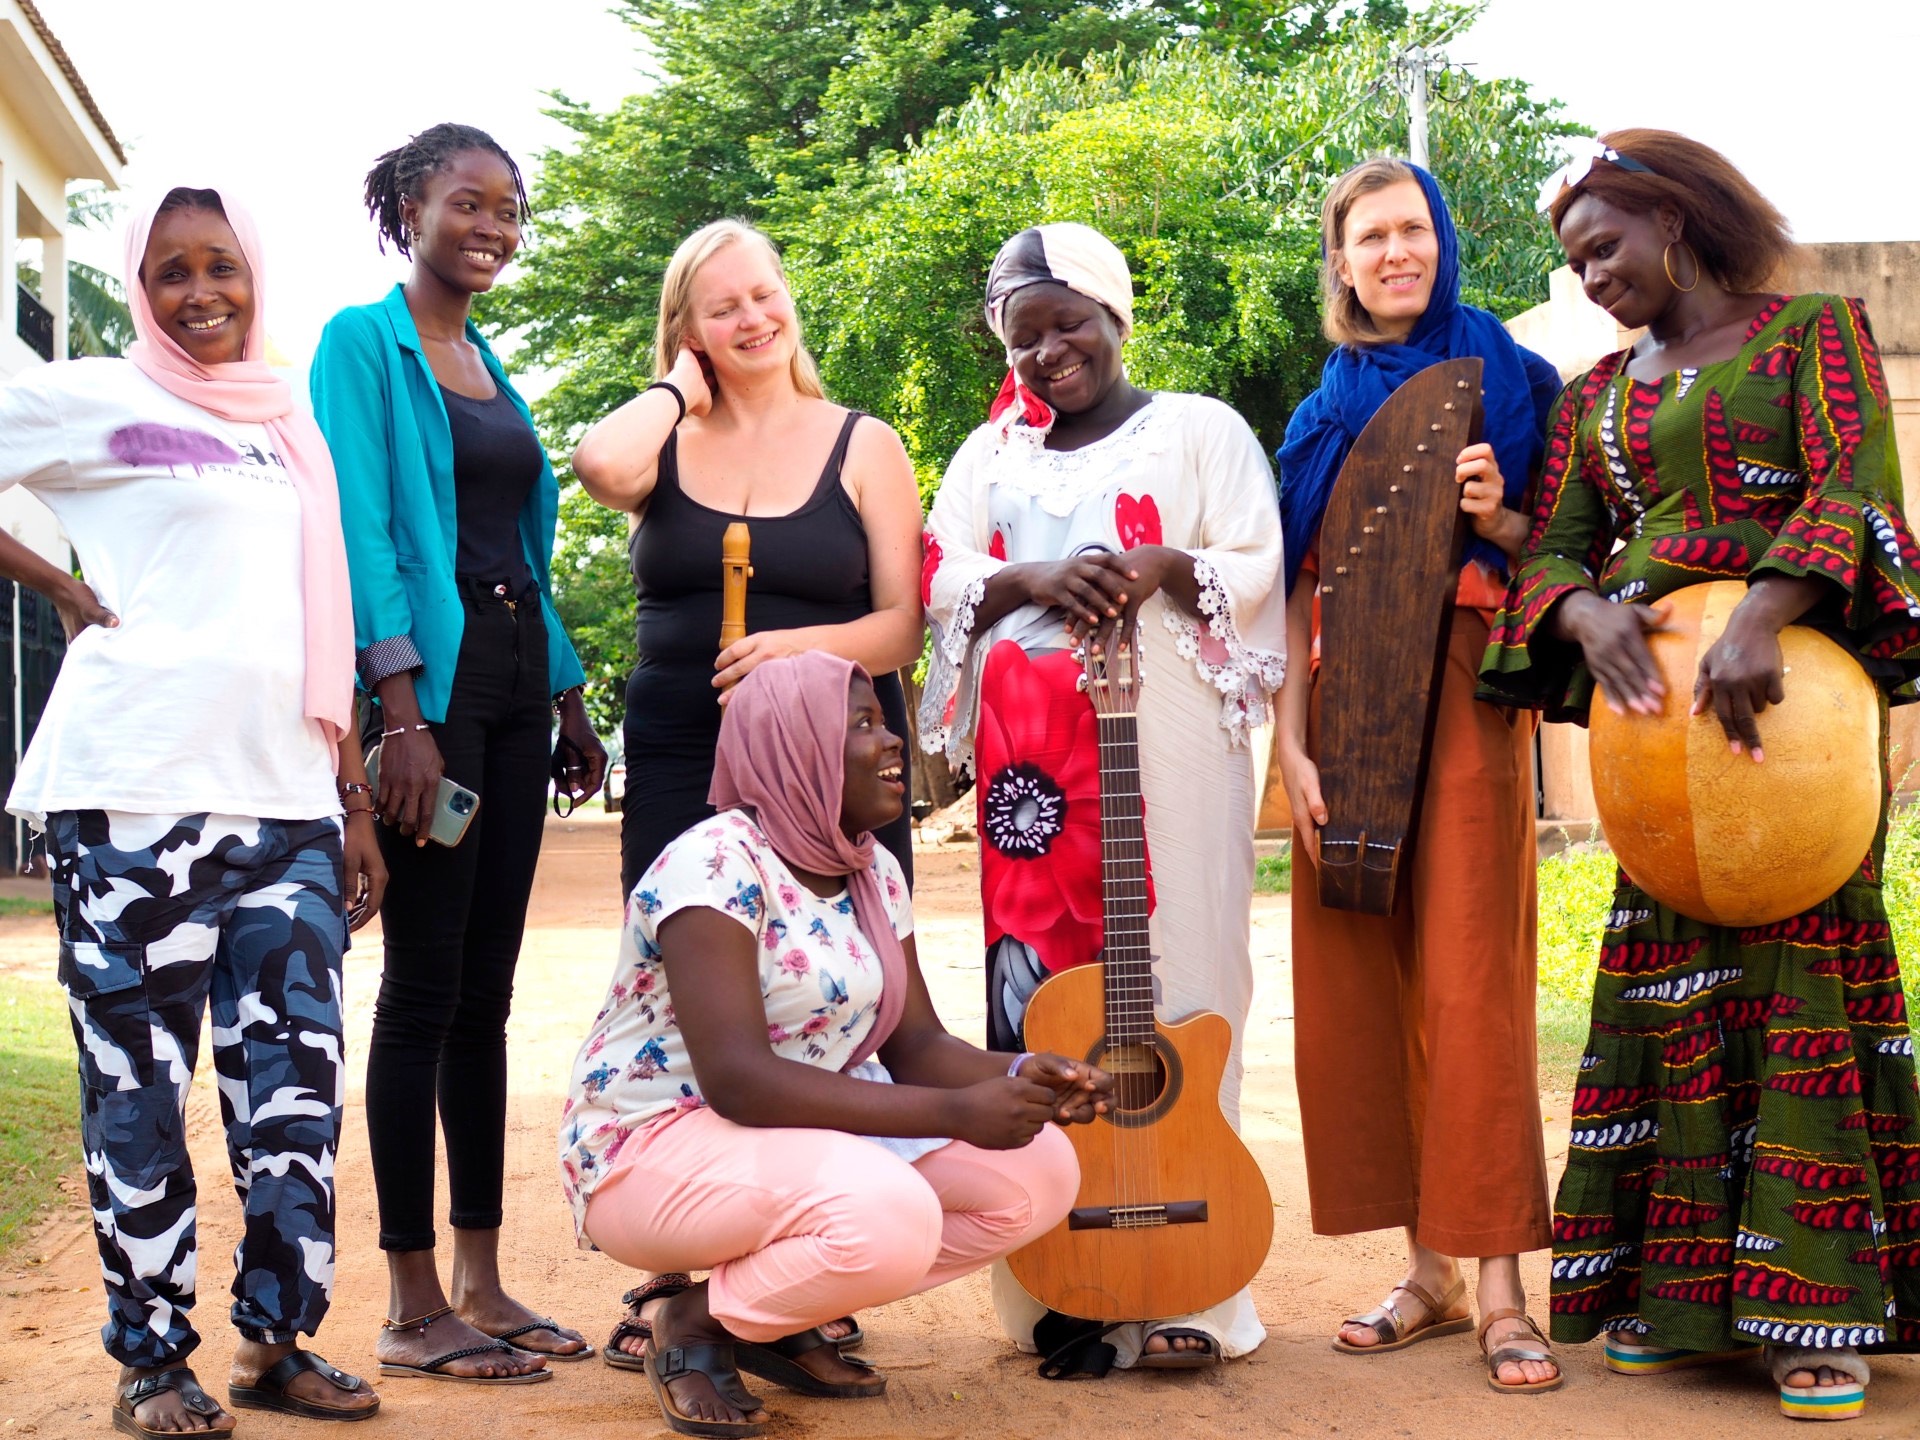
[714,629,807,699]
[555,691,610,800]
[1065,545,1195,647]
[1455,443,1527,560]
[342,811,387,931]
[1016,1052,1113,1126]
[1692,607,1786,761]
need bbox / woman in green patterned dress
[1481,129,1920,1422]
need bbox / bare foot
[652,1283,771,1428]
[116,1366,235,1435]
[377,1308,550,1379]
[1142,1332,1214,1359]
[1784,1363,1861,1389]
[230,1339,380,1417]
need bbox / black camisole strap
[805,410,865,509]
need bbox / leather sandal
[646,1341,768,1437]
[607,1274,695,1373]
[229,1349,379,1421]
[733,1327,887,1398]
[113,1368,233,1439]
[1332,1275,1472,1354]
[1479,1308,1563,1395]
[487,1316,594,1360]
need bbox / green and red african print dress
[1480,293,1920,1353]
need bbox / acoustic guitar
[1005,632,1275,1321]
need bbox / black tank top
[630,411,875,662]
[441,384,538,588]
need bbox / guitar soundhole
[1087,1038,1183,1128]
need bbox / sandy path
[0,812,1913,1437]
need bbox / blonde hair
[1317,156,1423,348]
[654,219,826,399]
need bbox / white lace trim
[917,575,988,771]
[987,396,1181,517]
[1161,556,1287,746]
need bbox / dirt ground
[0,812,1913,1438]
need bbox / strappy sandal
[487,1316,594,1361]
[608,1274,695,1373]
[113,1368,233,1439]
[1770,1345,1869,1421]
[1479,1309,1563,1395]
[1604,1332,1759,1375]
[646,1341,769,1437]
[1136,1326,1221,1370]
[1331,1275,1472,1354]
[733,1327,887,1398]
[378,1303,553,1384]
[229,1349,379,1420]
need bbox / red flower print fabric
[1114,491,1163,549]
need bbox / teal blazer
[309,285,584,722]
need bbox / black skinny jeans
[364,579,551,1251]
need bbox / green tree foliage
[64,188,135,360]
[487,0,1574,725]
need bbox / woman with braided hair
[311,123,607,1383]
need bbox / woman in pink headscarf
[0,186,381,1435]
[560,651,1103,1438]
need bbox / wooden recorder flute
[719,521,753,662]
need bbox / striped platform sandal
[1771,1346,1869,1422]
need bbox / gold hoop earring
[1663,240,1700,293]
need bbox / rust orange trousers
[1291,611,1551,1258]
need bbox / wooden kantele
[1314,357,1484,916]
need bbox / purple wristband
[1007,1051,1033,1079]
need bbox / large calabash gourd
[1588,581,1881,927]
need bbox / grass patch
[0,895,52,916]
[0,973,74,1255]
[1253,850,1291,895]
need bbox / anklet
[382,1304,454,1334]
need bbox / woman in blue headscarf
[1275,158,1565,1396]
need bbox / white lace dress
[920,391,1285,1363]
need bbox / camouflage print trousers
[47,810,346,1368]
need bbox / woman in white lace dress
[919,223,1286,1370]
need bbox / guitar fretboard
[1096,710,1154,1045]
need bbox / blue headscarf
[1276,164,1563,595]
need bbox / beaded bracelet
[381,723,431,738]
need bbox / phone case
[364,744,481,848]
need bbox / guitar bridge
[1067,1201,1208,1231]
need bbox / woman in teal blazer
[310,122,605,1383]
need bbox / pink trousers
[584,1109,1079,1343]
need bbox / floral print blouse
[559,810,912,1241]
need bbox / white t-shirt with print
[560,809,913,1241]
[0,359,339,823]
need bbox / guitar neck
[1096,709,1154,1045]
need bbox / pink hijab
[124,187,355,743]
[709,653,907,1068]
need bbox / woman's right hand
[943,1075,1060,1150]
[1275,740,1328,862]
[375,727,445,846]
[667,346,715,419]
[53,576,117,642]
[1016,556,1133,633]
[1560,591,1670,715]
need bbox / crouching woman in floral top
[559,651,1105,1438]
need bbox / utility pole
[1401,44,1430,167]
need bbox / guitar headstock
[1078,627,1142,718]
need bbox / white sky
[30,0,1920,374]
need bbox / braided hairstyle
[362,124,530,257]
[157,186,227,219]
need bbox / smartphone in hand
[364,744,480,847]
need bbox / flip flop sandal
[1770,1345,1869,1422]
[607,1274,696,1373]
[114,1368,233,1439]
[1479,1309,1563,1395]
[1604,1334,1760,1375]
[1332,1276,1473,1355]
[229,1349,380,1421]
[490,1317,595,1361]
[378,1339,556,1384]
[646,1341,769,1438]
[1136,1327,1220,1370]
[734,1327,887,1398]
